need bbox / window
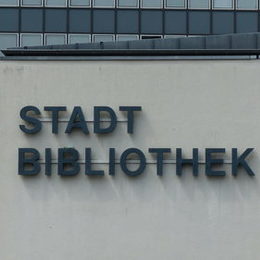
[93,0,115,7]
[212,11,234,34]
[69,34,91,43]
[165,0,185,8]
[45,0,67,6]
[20,34,43,47]
[141,35,162,39]
[117,10,139,34]
[117,35,139,41]
[0,34,18,50]
[93,10,115,33]
[189,11,210,34]
[141,10,163,34]
[70,0,91,6]
[165,11,187,34]
[93,34,115,42]
[237,0,257,9]
[69,10,91,33]
[0,0,18,5]
[0,9,19,32]
[189,0,209,8]
[45,34,67,45]
[236,12,258,33]
[213,0,233,8]
[21,9,43,32]
[22,0,43,5]
[141,0,162,8]
[45,9,67,32]
[118,0,138,7]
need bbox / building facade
[0,0,260,49]
[0,47,260,259]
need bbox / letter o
[120,148,146,176]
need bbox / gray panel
[21,9,43,32]
[0,9,19,32]
[117,10,139,34]
[141,10,163,34]
[180,36,205,49]
[231,33,257,49]
[189,11,210,34]
[69,9,91,33]
[212,12,234,34]
[236,12,258,33]
[165,11,187,34]
[93,10,115,33]
[206,35,231,49]
[45,9,67,33]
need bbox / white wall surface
[0,59,260,260]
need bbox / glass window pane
[189,0,209,8]
[141,10,163,34]
[69,34,91,43]
[212,11,234,34]
[0,0,18,5]
[21,9,43,32]
[93,0,114,7]
[165,11,187,34]
[213,0,233,8]
[0,9,19,32]
[237,0,257,9]
[236,12,258,33]
[22,0,42,5]
[69,10,91,33]
[142,0,162,8]
[118,0,138,7]
[70,0,90,5]
[166,0,185,8]
[45,34,66,45]
[93,10,115,33]
[117,35,138,41]
[189,11,210,34]
[117,10,139,34]
[45,9,67,32]
[45,0,67,6]
[93,35,114,42]
[0,34,17,49]
[21,34,42,47]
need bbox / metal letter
[19,106,42,134]
[119,106,142,134]
[18,148,40,175]
[232,148,255,176]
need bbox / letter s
[19,106,42,134]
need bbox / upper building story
[0,0,260,50]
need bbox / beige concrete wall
[0,59,260,260]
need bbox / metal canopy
[2,33,260,57]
